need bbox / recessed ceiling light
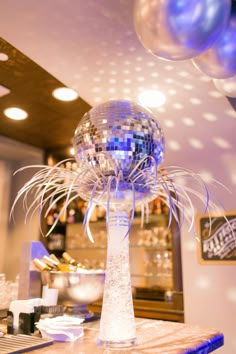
[70,147,75,155]
[0,53,9,61]
[4,107,28,120]
[138,90,166,108]
[52,87,79,101]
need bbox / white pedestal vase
[97,211,137,348]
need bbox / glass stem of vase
[97,210,137,348]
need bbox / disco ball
[73,100,164,205]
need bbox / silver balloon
[192,10,236,79]
[133,0,231,61]
[213,75,236,97]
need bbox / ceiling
[0,0,236,172]
[0,37,91,160]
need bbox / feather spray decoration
[10,100,234,245]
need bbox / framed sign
[196,211,236,265]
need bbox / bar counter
[17,317,223,354]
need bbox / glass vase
[97,210,137,348]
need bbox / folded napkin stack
[35,315,84,342]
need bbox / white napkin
[36,315,84,342]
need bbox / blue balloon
[192,9,236,79]
[133,0,231,61]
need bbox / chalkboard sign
[197,211,236,264]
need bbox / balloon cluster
[134,0,236,97]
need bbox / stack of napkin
[35,316,84,342]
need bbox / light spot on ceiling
[188,138,204,149]
[231,173,236,185]
[151,72,159,77]
[151,84,159,90]
[137,76,145,82]
[137,87,144,92]
[183,84,194,90]
[165,78,174,84]
[164,65,174,71]
[178,71,189,77]
[157,107,166,113]
[92,87,101,93]
[167,140,181,151]
[226,287,236,304]
[226,109,236,118]
[164,120,175,128]
[94,97,102,103]
[190,98,202,105]
[108,88,116,93]
[212,137,231,149]
[146,61,155,67]
[168,89,177,96]
[202,113,218,122]
[208,90,223,98]
[199,75,212,83]
[128,47,136,52]
[173,103,183,110]
[182,117,195,126]
[138,90,166,108]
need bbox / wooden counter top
[26,317,223,354]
